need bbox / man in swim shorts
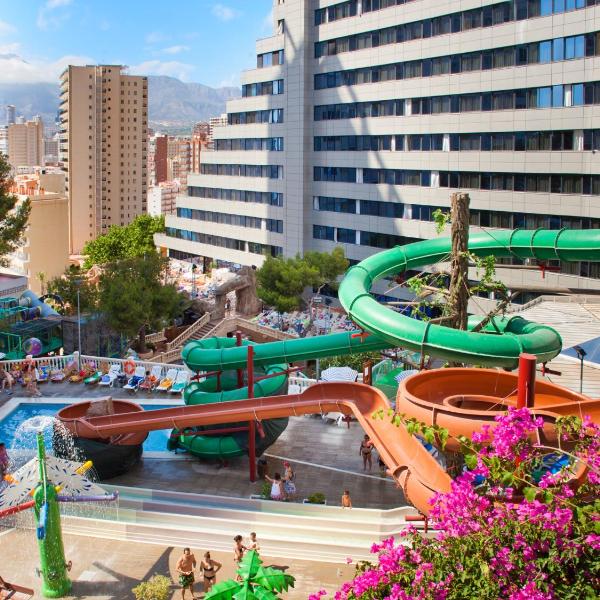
[176,547,197,599]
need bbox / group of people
[0,356,42,397]
[176,533,260,599]
[264,460,296,501]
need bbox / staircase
[188,317,224,342]
[59,485,420,562]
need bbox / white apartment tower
[60,65,148,255]
[156,0,600,293]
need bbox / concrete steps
[59,485,419,562]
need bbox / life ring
[124,360,136,376]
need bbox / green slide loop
[338,229,600,368]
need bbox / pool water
[0,403,176,453]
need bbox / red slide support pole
[236,330,244,388]
[517,353,536,409]
[0,499,35,519]
[247,345,256,482]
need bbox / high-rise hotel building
[60,65,148,255]
[156,0,600,293]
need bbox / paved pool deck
[0,527,354,599]
[0,380,404,509]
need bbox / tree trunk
[447,193,470,332]
[138,324,147,354]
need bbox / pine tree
[0,154,31,266]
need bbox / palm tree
[204,550,294,600]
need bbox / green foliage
[98,254,183,350]
[0,154,31,266]
[256,248,348,313]
[132,574,171,600]
[432,208,451,234]
[320,351,382,373]
[204,550,294,600]
[306,492,326,504]
[260,481,271,498]
[375,410,449,450]
[304,247,349,292]
[82,214,165,268]
[47,266,98,316]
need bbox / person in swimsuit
[200,551,221,594]
[175,547,197,600]
[282,461,296,499]
[248,532,260,554]
[233,535,246,581]
[22,357,41,397]
[360,434,374,470]
[265,473,284,500]
[341,489,352,509]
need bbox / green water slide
[339,228,600,368]
[172,334,394,458]
[175,228,600,458]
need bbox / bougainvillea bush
[313,409,599,600]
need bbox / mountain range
[0,75,239,133]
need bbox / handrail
[166,313,210,350]
[145,330,166,344]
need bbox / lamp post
[191,263,197,299]
[75,282,82,370]
[574,345,587,394]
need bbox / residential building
[156,0,600,296]
[153,134,168,184]
[43,133,60,165]
[191,133,209,173]
[5,105,15,126]
[8,172,69,294]
[148,180,181,216]
[8,117,44,169]
[60,64,148,255]
[0,127,7,157]
[167,136,191,181]
[208,113,227,147]
[193,121,210,138]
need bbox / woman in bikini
[233,535,246,581]
[360,434,374,471]
[200,551,221,594]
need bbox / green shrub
[132,574,171,600]
[307,492,326,504]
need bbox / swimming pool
[0,402,176,453]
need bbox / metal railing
[166,313,210,350]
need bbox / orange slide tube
[66,382,452,515]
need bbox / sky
[0,0,273,88]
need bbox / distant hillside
[0,76,239,131]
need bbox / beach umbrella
[320,366,359,382]
[394,369,420,384]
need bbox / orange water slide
[66,382,452,515]
[397,368,600,451]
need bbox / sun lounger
[156,368,178,392]
[98,364,121,387]
[36,365,50,383]
[84,371,102,385]
[139,365,162,392]
[123,366,146,391]
[169,370,190,394]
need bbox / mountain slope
[0,76,239,130]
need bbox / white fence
[0,352,191,376]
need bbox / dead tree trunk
[447,192,470,332]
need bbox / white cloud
[218,72,240,88]
[37,0,73,30]
[145,31,168,45]
[161,45,190,55]
[130,60,195,82]
[211,4,241,22]
[0,42,21,55]
[0,20,16,35]
[0,53,92,83]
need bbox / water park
[0,227,598,598]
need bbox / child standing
[341,490,352,509]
